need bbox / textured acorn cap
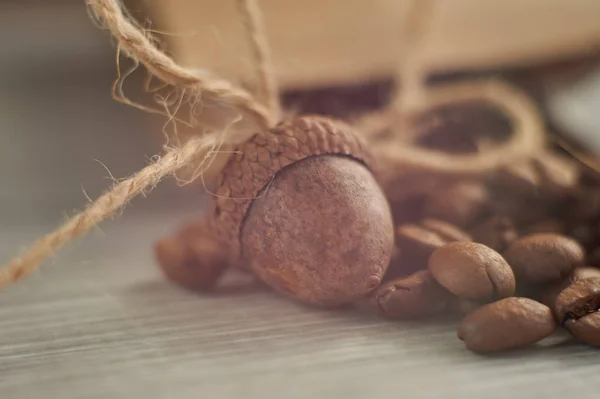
[209,115,393,306]
[210,115,375,261]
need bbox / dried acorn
[209,116,395,306]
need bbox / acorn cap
[210,115,374,265]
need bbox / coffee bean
[486,190,554,228]
[568,224,597,250]
[383,171,449,210]
[389,195,427,226]
[531,151,580,197]
[448,297,485,316]
[421,219,473,242]
[422,181,490,227]
[538,268,600,310]
[573,267,600,281]
[579,166,600,188]
[566,313,600,347]
[154,230,230,291]
[491,161,541,196]
[587,248,600,268]
[457,297,556,354]
[526,219,565,235]
[488,156,574,227]
[469,215,518,252]
[428,242,515,301]
[393,219,471,276]
[490,154,575,205]
[504,233,584,284]
[396,225,446,261]
[487,152,577,203]
[555,277,600,322]
[566,187,600,223]
[554,278,600,347]
[361,270,450,319]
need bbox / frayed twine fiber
[87,0,275,130]
[361,0,546,179]
[235,0,280,120]
[0,0,546,289]
[391,0,435,117]
[0,0,278,289]
[0,137,219,288]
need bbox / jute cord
[235,0,281,120]
[362,0,545,178]
[391,0,435,116]
[87,0,274,129]
[0,0,546,289]
[0,137,220,288]
[0,0,278,289]
[373,79,546,176]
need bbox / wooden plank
[1,214,600,399]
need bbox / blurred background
[1,1,600,397]
[0,0,183,227]
[1,0,600,226]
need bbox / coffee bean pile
[357,104,600,354]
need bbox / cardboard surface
[148,0,600,89]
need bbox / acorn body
[211,116,394,306]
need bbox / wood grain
[2,213,600,399]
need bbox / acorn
[208,115,394,306]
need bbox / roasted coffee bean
[539,268,600,309]
[566,187,600,223]
[422,181,490,227]
[154,231,229,291]
[421,219,472,242]
[568,224,597,250]
[504,233,585,284]
[389,194,427,226]
[526,219,565,235]
[492,154,575,206]
[457,297,556,354]
[531,151,580,197]
[488,152,577,203]
[555,278,600,347]
[428,242,515,301]
[488,155,576,226]
[360,270,450,319]
[383,171,450,210]
[539,283,565,311]
[586,248,600,268]
[469,215,518,252]
[448,297,485,316]
[578,166,600,188]
[554,277,600,322]
[491,161,541,197]
[542,266,600,302]
[568,313,600,347]
[384,246,408,282]
[393,219,471,275]
[486,190,555,229]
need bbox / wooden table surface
[2,17,600,399]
